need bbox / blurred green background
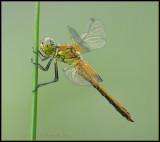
[2,2,158,140]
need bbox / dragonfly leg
[31,57,54,71]
[33,48,50,61]
[33,59,59,92]
[32,46,50,61]
[38,54,51,61]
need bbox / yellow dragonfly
[31,17,134,122]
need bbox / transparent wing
[68,17,106,53]
[81,17,106,51]
[63,60,103,86]
[68,26,90,53]
[63,65,91,85]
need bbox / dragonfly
[31,17,134,122]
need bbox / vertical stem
[30,2,40,141]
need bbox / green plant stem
[30,2,40,141]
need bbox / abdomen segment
[93,83,134,122]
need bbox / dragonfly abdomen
[93,83,134,122]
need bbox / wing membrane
[68,17,106,53]
[63,59,103,86]
[63,66,91,85]
[81,18,106,51]
[68,26,90,53]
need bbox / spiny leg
[32,53,51,61]
[31,57,54,71]
[33,49,50,61]
[37,51,50,61]
[33,59,59,92]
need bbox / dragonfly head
[40,38,56,55]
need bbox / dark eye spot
[41,41,43,44]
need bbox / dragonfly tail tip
[130,119,135,122]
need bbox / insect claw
[32,46,38,54]
[33,50,38,54]
[31,58,33,63]
[31,58,37,66]
[32,89,36,92]
[32,86,38,92]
